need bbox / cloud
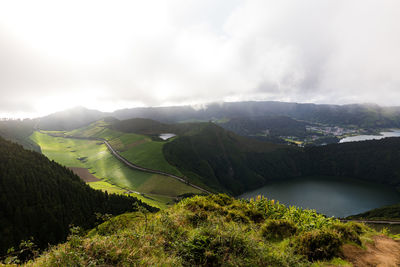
[0,0,400,117]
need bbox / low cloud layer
[1,0,400,117]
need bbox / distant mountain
[38,106,108,130]
[218,115,308,137]
[30,101,400,134]
[113,106,201,123]
[0,136,156,256]
[111,101,400,128]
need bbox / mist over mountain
[26,101,400,133]
[37,106,108,131]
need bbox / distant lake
[159,133,176,140]
[240,176,400,218]
[339,129,400,143]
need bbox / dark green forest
[0,136,157,256]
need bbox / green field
[30,131,201,207]
[66,120,183,176]
[78,180,172,209]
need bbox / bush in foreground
[21,194,374,266]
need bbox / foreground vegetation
[25,194,376,266]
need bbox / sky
[1,0,400,118]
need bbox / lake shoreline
[239,175,400,218]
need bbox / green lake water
[240,176,400,218]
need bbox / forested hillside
[0,136,156,257]
[163,123,301,195]
[302,138,400,187]
[0,119,41,152]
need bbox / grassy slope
[28,194,376,266]
[30,132,200,207]
[66,120,183,176]
[86,181,171,209]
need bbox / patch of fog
[159,133,176,140]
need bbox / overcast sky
[1,0,400,118]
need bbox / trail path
[342,235,400,267]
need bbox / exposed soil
[69,167,100,182]
[342,235,400,267]
[126,139,148,149]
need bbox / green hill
[65,120,186,178]
[0,136,155,257]
[27,194,375,266]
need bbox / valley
[30,129,202,209]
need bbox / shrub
[262,219,298,241]
[181,196,224,214]
[347,221,368,235]
[293,229,342,261]
[186,211,209,226]
[179,228,251,266]
[244,207,265,223]
[226,210,250,223]
[209,194,234,206]
[330,222,361,245]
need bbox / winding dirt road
[103,140,211,194]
